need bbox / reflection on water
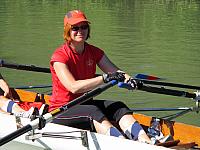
[1,0,200,126]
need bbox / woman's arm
[53,62,104,94]
[53,53,131,94]
[98,54,131,82]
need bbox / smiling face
[70,22,89,43]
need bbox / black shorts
[52,99,132,130]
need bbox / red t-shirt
[49,42,104,111]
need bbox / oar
[131,107,200,121]
[3,59,198,90]
[136,79,200,90]
[1,59,161,79]
[0,59,50,73]
[131,107,191,112]
[118,82,197,99]
[0,80,117,146]
[133,74,200,90]
[2,59,198,89]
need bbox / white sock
[14,107,35,118]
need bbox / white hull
[0,114,170,150]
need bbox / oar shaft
[51,80,117,116]
[0,124,32,146]
[138,79,200,90]
[139,85,196,99]
[0,59,50,73]
[1,60,199,90]
[131,107,190,112]
[118,82,197,99]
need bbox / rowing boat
[0,113,171,150]
[0,89,199,150]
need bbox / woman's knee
[93,117,113,134]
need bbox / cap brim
[68,18,90,25]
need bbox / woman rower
[49,10,152,144]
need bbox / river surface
[0,1,200,148]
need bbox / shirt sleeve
[50,47,69,66]
[90,45,104,63]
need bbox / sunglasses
[71,25,89,31]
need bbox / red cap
[64,10,90,26]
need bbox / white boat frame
[0,113,170,150]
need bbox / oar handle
[117,82,132,90]
[118,82,197,99]
[0,59,50,73]
[0,124,32,146]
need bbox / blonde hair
[63,23,90,42]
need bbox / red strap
[17,102,43,111]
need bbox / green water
[1,0,200,128]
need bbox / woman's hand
[102,71,125,83]
[126,78,143,90]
